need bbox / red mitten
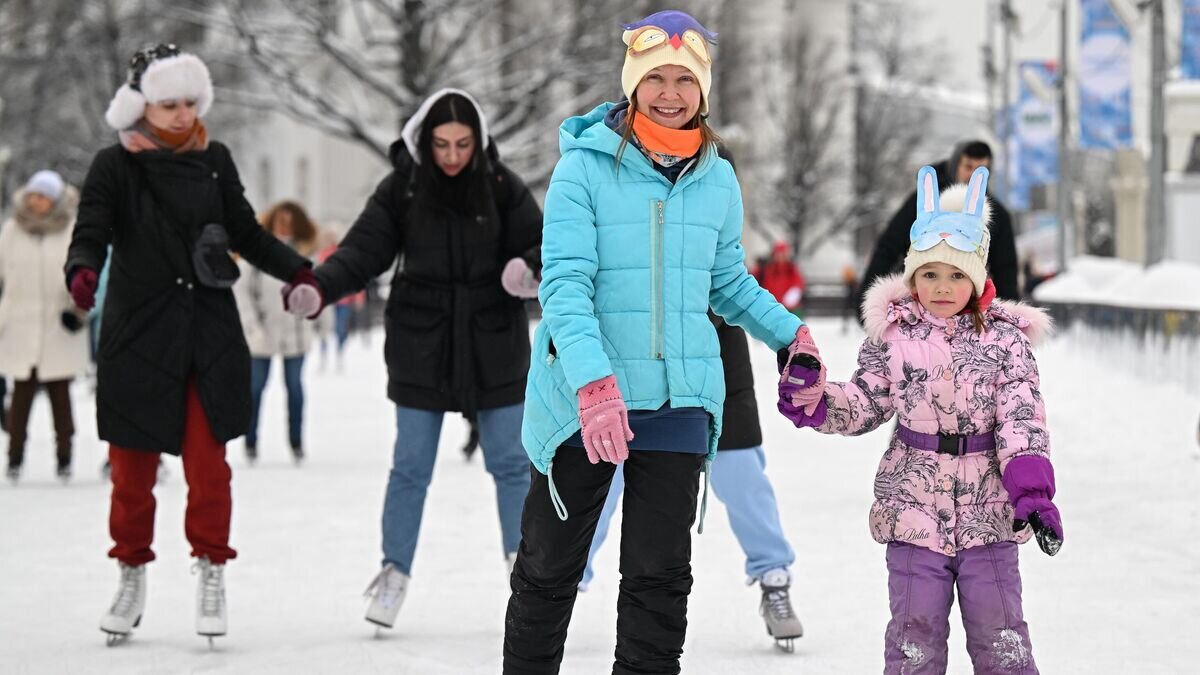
[69,267,99,311]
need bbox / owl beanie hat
[105,43,213,131]
[621,10,717,115]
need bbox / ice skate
[759,569,803,653]
[193,557,227,644]
[99,563,146,646]
[245,443,258,465]
[5,463,20,484]
[291,445,305,465]
[363,563,408,630]
[56,462,72,484]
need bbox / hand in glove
[60,310,85,333]
[282,267,325,319]
[500,257,539,299]
[1003,455,1063,556]
[777,362,828,428]
[778,326,826,414]
[68,267,99,311]
[577,375,634,464]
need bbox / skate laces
[762,586,796,620]
[363,565,405,602]
[192,560,224,617]
[111,565,143,616]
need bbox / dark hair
[960,141,993,160]
[260,201,318,254]
[614,92,721,172]
[413,93,493,217]
[967,291,985,333]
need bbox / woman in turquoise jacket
[503,10,827,674]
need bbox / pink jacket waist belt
[896,425,995,456]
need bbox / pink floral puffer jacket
[816,275,1054,556]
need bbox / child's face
[912,262,973,319]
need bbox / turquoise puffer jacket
[523,103,802,476]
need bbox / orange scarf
[631,113,703,159]
[119,120,210,154]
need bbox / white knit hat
[620,11,717,115]
[24,170,65,202]
[902,167,993,297]
[105,44,213,131]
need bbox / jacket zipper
[652,199,664,359]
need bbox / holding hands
[282,267,325,319]
[777,325,828,428]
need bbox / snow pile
[1034,256,1200,311]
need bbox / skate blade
[103,630,131,647]
[774,638,796,654]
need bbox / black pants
[7,373,75,469]
[503,445,704,675]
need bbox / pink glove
[778,326,826,415]
[282,267,325,319]
[500,257,539,299]
[577,375,634,464]
[68,267,99,311]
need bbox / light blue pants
[382,403,530,576]
[582,446,795,586]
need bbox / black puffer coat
[66,142,309,455]
[711,312,763,451]
[315,139,542,414]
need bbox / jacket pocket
[385,305,449,387]
[472,302,530,391]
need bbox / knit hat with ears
[105,43,213,131]
[620,10,718,115]
[902,165,993,297]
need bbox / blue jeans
[582,446,795,586]
[248,355,305,449]
[334,304,352,351]
[382,403,530,575]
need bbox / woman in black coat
[66,44,312,645]
[284,89,543,631]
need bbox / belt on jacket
[896,424,995,456]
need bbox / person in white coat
[0,170,90,483]
[234,201,325,463]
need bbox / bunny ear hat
[902,165,993,296]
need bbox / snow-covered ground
[2,317,1198,674]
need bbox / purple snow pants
[883,542,1037,674]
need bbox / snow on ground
[2,317,1199,674]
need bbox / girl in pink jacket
[780,166,1061,674]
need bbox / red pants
[108,382,237,565]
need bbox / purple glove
[778,365,828,428]
[1002,454,1063,555]
[577,375,634,464]
[68,267,99,311]
[778,326,826,415]
[500,257,539,299]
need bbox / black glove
[1013,511,1062,557]
[61,310,84,333]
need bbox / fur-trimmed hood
[861,274,1053,345]
[10,185,79,235]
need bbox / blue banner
[1008,61,1059,212]
[1184,0,1200,78]
[1078,0,1132,148]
